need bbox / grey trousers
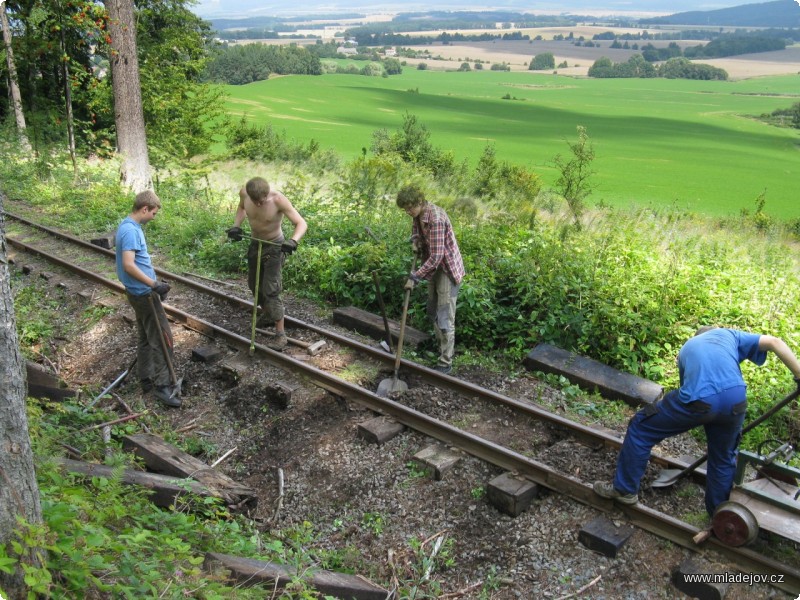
[127,291,174,388]
[426,269,460,367]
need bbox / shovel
[651,387,800,488]
[377,258,416,397]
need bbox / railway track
[4,209,799,594]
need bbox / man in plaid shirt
[397,184,465,374]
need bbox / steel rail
[6,231,799,594]
[3,211,710,478]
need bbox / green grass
[223,70,800,219]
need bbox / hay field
[402,32,800,80]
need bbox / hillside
[643,0,800,27]
[193,2,724,20]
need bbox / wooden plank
[523,343,663,407]
[333,306,429,348]
[56,458,215,509]
[122,433,257,512]
[731,479,800,544]
[26,361,76,401]
[203,552,389,600]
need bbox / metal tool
[235,231,283,247]
[377,257,416,397]
[249,239,263,356]
[372,270,394,353]
[256,328,326,356]
[85,356,137,411]
[652,388,800,488]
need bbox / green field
[224,70,800,218]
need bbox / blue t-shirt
[115,216,155,296]
[677,328,766,402]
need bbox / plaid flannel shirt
[412,203,465,284]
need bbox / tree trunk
[57,10,77,177]
[105,0,152,192]
[0,1,32,153]
[0,198,42,600]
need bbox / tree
[553,125,595,228]
[0,0,31,152]
[105,0,151,191]
[0,208,42,600]
[529,52,555,70]
[587,56,613,77]
[383,57,402,75]
[133,0,223,166]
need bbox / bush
[529,52,555,70]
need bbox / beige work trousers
[426,268,460,367]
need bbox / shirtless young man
[227,177,307,350]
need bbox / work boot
[433,364,452,375]
[153,385,182,408]
[267,333,288,351]
[593,481,638,505]
[140,378,153,393]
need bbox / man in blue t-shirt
[115,190,181,407]
[594,327,800,515]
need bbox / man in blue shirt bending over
[115,190,181,407]
[594,326,800,516]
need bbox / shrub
[529,52,555,70]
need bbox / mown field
[223,69,800,219]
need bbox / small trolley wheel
[711,501,759,547]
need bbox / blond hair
[133,190,161,211]
[245,177,271,206]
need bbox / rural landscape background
[203,1,800,218]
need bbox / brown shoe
[267,333,288,351]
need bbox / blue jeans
[613,387,747,515]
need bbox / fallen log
[203,552,389,600]
[56,458,215,509]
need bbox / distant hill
[193,1,742,20]
[641,0,800,27]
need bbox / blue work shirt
[677,328,766,403]
[115,216,155,296]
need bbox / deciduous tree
[0,205,42,600]
[553,125,595,229]
[0,0,31,152]
[105,0,151,191]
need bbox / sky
[189,1,755,19]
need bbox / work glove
[281,239,298,254]
[152,281,170,301]
[226,226,243,242]
[404,272,420,291]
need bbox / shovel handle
[148,294,178,386]
[392,257,417,377]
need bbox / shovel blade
[377,376,408,398]
[651,469,684,488]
